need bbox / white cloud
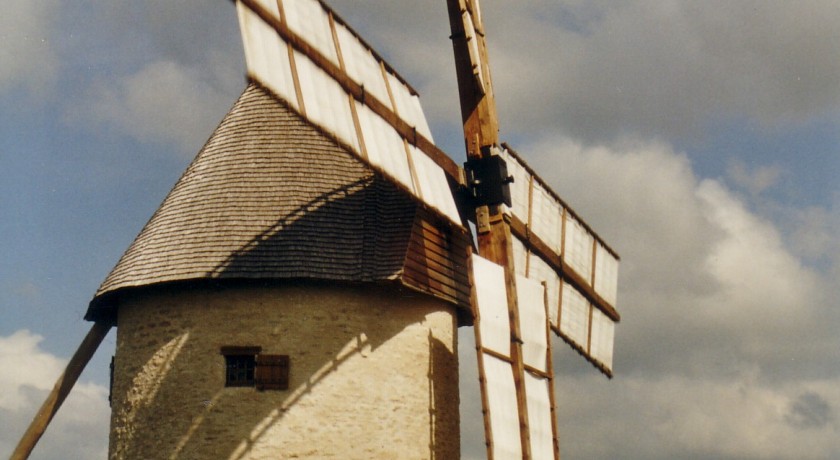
[697,179,821,322]
[0,0,59,94]
[787,204,840,266]
[75,60,236,154]
[556,372,840,460]
[92,0,244,92]
[477,0,840,141]
[0,330,109,460]
[0,331,64,411]
[726,160,784,197]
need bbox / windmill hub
[464,148,515,208]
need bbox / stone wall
[109,281,459,459]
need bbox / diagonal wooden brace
[11,321,112,460]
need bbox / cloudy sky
[2,1,839,458]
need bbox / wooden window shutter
[255,354,290,391]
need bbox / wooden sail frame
[448,0,620,457]
[502,144,619,376]
[446,0,538,457]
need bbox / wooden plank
[522,364,552,380]
[402,254,471,299]
[402,254,463,295]
[481,346,513,364]
[11,322,112,460]
[407,231,460,264]
[417,205,472,242]
[411,213,469,267]
[414,218,471,253]
[542,280,562,459]
[401,265,471,307]
[410,225,471,263]
[406,240,470,286]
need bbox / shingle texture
[87,84,470,321]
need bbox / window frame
[221,346,261,388]
[220,346,289,391]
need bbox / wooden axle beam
[446,0,541,458]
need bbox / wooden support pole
[11,321,112,460]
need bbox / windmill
[13,1,620,459]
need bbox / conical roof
[86,84,470,321]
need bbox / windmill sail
[447,0,621,458]
[235,0,462,226]
[501,145,620,376]
[472,255,523,458]
[516,275,559,459]
[472,255,560,459]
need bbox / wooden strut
[542,281,562,459]
[446,0,534,458]
[11,321,112,460]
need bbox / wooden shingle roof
[86,84,471,321]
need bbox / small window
[221,346,261,387]
[221,346,289,391]
[225,354,256,387]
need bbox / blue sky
[2,1,839,459]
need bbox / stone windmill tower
[87,87,470,458]
[85,8,472,460]
[14,1,621,459]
